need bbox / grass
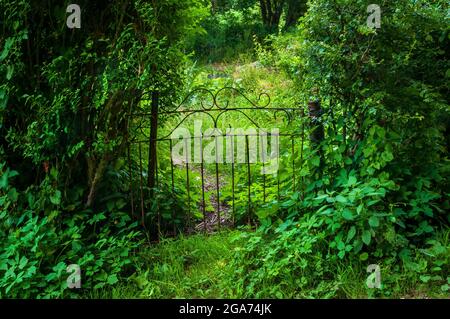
[87,230,244,299]
[86,228,449,299]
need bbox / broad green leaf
[311,155,321,167]
[369,216,380,228]
[342,208,353,220]
[347,226,356,242]
[362,230,371,246]
[107,274,118,285]
[347,176,357,186]
[336,195,348,204]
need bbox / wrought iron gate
[126,87,309,239]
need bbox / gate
[126,87,312,239]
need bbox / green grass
[86,228,448,299]
[87,230,244,299]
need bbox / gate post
[148,90,159,195]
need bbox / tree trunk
[259,0,285,33]
[284,0,307,30]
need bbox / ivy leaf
[369,216,380,228]
[362,230,371,246]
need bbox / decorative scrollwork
[130,87,303,141]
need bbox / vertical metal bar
[215,134,221,231]
[277,134,281,201]
[127,143,135,217]
[277,171,280,201]
[261,132,267,203]
[231,151,236,227]
[292,138,296,192]
[300,113,305,199]
[138,142,145,227]
[200,135,207,234]
[148,91,159,194]
[155,155,159,187]
[155,154,160,241]
[184,138,191,233]
[169,139,176,235]
[262,161,266,203]
[246,135,252,226]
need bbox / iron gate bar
[292,139,296,192]
[169,139,176,235]
[128,132,303,143]
[199,134,207,234]
[156,155,160,240]
[231,154,236,226]
[277,168,281,201]
[155,132,302,142]
[245,135,252,226]
[300,115,305,198]
[229,124,236,227]
[184,138,191,234]
[127,144,135,217]
[148,91,159,194]
[138,142,145,226]
[155,107,302,114]
[214,133,221,231]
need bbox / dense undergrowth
[86,229,448,298]
[1,0,449,299]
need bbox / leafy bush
[228,0,449,297]
[0,163,143,298]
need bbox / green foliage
[227,0,449,298]
[190,4,265,61]
[0,0,207,298]
[0,163,143,298]
[1,0,448,299]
